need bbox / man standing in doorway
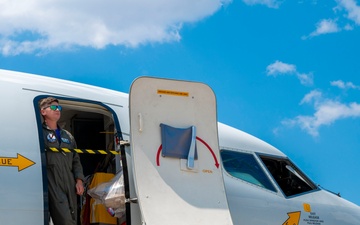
[40,97,85,225]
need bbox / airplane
[0,69,359,225]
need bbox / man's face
[41,102,62,122]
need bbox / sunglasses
[44,105,63,111]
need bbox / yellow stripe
[97,150,107,154]
[86,149,96,154]
[74,149,84,153]
[61,148,71,153]
[46,147,119,155]
[50,147,59,152]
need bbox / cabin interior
[38,98,126,225]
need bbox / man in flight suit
[40,97,85,225]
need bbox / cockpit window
[260,156,318,197]
[221,150,276,192]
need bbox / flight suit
[43,124,85,225]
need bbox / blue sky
[1,0,360,206]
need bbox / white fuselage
[0,69,359,225]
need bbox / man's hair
[39,97,59,109]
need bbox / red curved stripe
[156,137,219,168]
[156,145,162,166]
[196,136,219,168]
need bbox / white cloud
[283,90,360,137]
[300,90,322,105]
[331,80,360,89]
[336,0,360,25]
[266,60,314,86]
[0,0,230,56]
[297,72,314,86]
[303,19,341,39]
[242,0,282,8]
[302,0,360,39]
[317,19,341,34]
[344,23,355,30]
[266,60,296,76]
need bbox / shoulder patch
[61,137,70,144]
[47,133,57,143]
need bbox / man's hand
[76,179,84,195]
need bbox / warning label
[157,89,189,97]
[303,212,324,225]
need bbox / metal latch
[125,197,138,203]
[120,140,130,146]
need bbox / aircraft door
[129,77,233,225]
[35,98,126,225]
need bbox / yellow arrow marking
[0,154,36,172]
[283,211,301,225]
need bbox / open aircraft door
[129,77,233,225]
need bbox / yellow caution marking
[61,148,71,153]
[303,203,312,212]
[46,148,119,155]
[109,150,119,155]
[97,150,107,154]
[157,89,189,97]
[85,149,96,154]
[74,149,83,153]
[50,147,59,152]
